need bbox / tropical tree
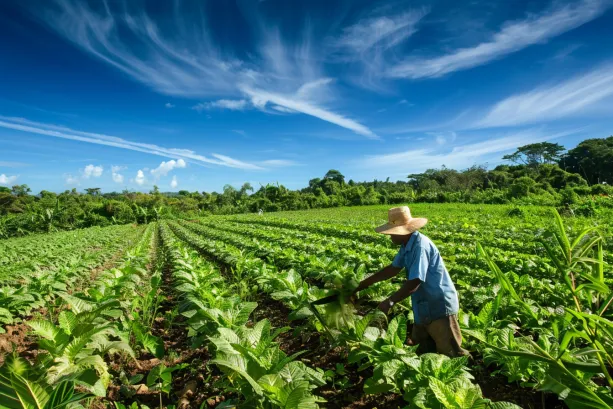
[85,188,101,196]
[503,143,565,166]
[561,136,613,185]
[11,184,31,197]
[324,169,345,185]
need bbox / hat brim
[374,218,428,235]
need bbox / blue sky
[1,0,612,193]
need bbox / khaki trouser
[410,314,469,358]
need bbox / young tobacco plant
[208,319,326,409]
[28,296,134,396]
[347,314,520,409]
[0,354,92,409]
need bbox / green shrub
[590,184,613,195]
[507,207,525,218]
[560,187,579,206]
[510,177,536,197]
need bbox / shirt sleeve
[407,248,429,282]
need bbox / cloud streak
[477,64,613,127]
[387,0,609,79]
[361,128,579,171]
[193,99,249,111]
[36,0,375,137]
[0,116,262,170]
[332,9,426,56]
[242,87,378,139]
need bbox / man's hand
[378,299,394,314]
[354,265,402,299]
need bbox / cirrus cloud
[476,64,613,128]
[387,0,610,79]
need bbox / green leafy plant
[28,297,134,396]
[0,354,92,409]
[209,319,326,408]
[146,363,187,409]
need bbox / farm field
[0,203,611,409]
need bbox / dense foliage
[1,137,612,238]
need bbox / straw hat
[375,206,428,235]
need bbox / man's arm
[378,279,421,313]
[354,264,402,293]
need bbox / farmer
[353,206,468,358]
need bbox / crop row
[159,221,328,408]
[201,218,557,280]
[0,224,143,284]
[0,224,145,333]
[224,214,544,254]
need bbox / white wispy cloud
[82,164,103,178]
[0,174,18,185]
[387,0,610,79]
[170,175,178,189]
[361,128,578,171]
[192,99,248,112]
[135,170,146,186]
[165,102,175,108]
[477,64,613,127]
[0,116,262,170]
[150,159,186,178]
[295,78,335,102]
[36,1,374,137]
[332,9,426,56]
[42,1,239,98]
[210,154,262,170]
[328,7,426,91]
[242,87,378,139]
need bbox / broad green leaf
[209,359,263,396]
[363,381,395,395]
[57,312,77,336]
[27,321,62,343]
[284,382,310,409]
[429,377,456,408]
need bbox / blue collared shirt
[392,232,459,325]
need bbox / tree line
[1,136,611,238]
